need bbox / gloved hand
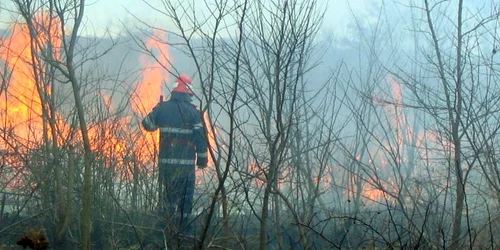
[197,155,208,169]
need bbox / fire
[132,30,170,116]
[127,30,172,176]
[0,13,173,189]
[0,13,67,190]
[357,75,450,204]
[203,112,216,167]
[350,76,412,204]
[249,161,265,187]
[313,165,333,190]
[0,11,220,194]
[195,112,217,185]
[362,185,386,202]
[245,161,294,190]
[0,12,62,143]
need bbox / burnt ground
[0,208,457,249]
[0,210,342,249]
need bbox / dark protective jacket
[141,92,208,166]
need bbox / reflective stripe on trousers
[159,158,195,165]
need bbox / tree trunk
[259,158,277,250]
[72,81,93,249]
[450,0,464,248]
[55,148,75,247]
[273,183,283,250]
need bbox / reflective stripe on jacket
[141,92,208,165]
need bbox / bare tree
[135,0,338,249]
[317,1,500,249]
[6,0,117,248]
[399,1,500,248]
[0,1,81,247]
[4,0,500,249]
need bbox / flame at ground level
[0,15,173,189]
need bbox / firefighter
[141,74,208,237]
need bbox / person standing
[142,74,208,237]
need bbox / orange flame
[0,13,67,190]
[203,112,216,167]
[0,13,62,142]
[313,165,333,190]
[132,30,170,116]
[0,14,173,188]
[0,13,243,193]
[246,161,292,190]
[195,112,217,185]
[249,161,265,187]
[362,185,387,202]
[128,30,172,174]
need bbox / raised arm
[141,108,158,132]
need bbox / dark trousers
[159,164,195,235]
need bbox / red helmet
[172,74,193,95]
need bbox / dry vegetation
[1,0,500,249]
